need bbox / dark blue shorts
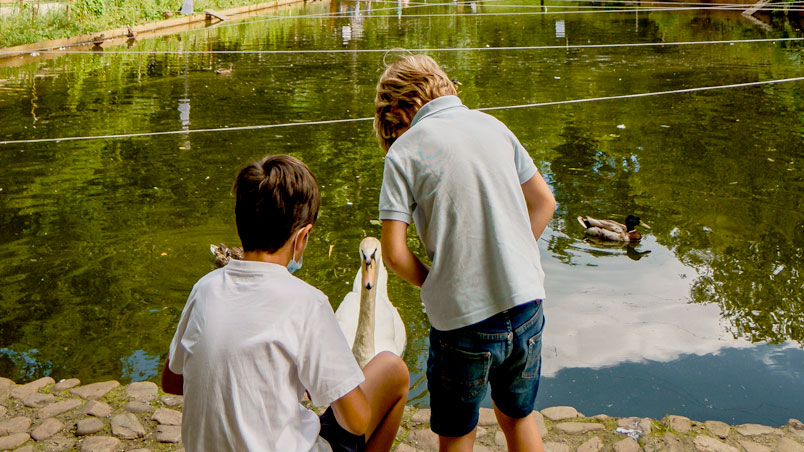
[427,300,545,437]
[319,406,366,452]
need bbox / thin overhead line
[5,37,801,55]
[2,76,803,146]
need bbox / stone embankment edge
[0,0,308,60]
[2,376,804,452]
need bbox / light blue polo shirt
[379,95,546,331]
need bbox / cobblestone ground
[1,376,803,451]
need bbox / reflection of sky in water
[120,349,161,382]
[541,231,751,377]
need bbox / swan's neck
[352,283,376,369]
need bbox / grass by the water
[0,0,274,48]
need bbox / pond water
[1,0,803,426]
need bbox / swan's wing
[375,297,407,357]
[334,292,360,348]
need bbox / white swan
[335,237,406,368]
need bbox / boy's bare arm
[161,357,184,395]
[381,220,429,288]
[521,172,557,240]
[330,386,371,436]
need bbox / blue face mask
[287,229,308,274]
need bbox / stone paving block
[0,433,30,450]
[494,430,506,448]
[76,417,105,435]
[694,435,739,452]
[408,427,438,451]
[155,424,182,443]
[614,437,640,452]
[0,405,6,417]
[12,445,34,452]
[395,444,418,452]
[39,436,77,452]
[128,449,152,452]
[477,407,497,426]
[544,441,571,452]
[410,408,430,424]
[0,416,32,435]
[160,395,183,407]
[51,379,81,392]
[665,415,692,433]
[10,377,54,399]
[554,422,605,434]
[31,417,65,441]
[152,408,182,426]
[662,432,685,452]
[124,401,153,414]
[777,437,804,452]
[738,439,771,452]
[126,382,158,402]
[705,421,731,439]
[592,414,611,420]
[110,413,146,439]
[542,406,579,421]
[38,399,83,419]
[473,444,493,452]
[788,420,804,431]
[80,435,120,452]
[22,392,55,408]
[0,377,14,390]
[736,424,782,436]
[80,401,112,418]
[578,436,604,452]
[71,381,120,401]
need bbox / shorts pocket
[435,340,492,402]
[522,315,545,379]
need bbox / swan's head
[359,237,382,290]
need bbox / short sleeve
[298,298,365,407]
[168,288,198,375]
[510,131,538,184]
[378,155,415,224]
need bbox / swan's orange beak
[361,249,378,290]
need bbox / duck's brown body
[577,216,644,242]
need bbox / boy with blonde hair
[162,154,409,452]
[375,55,556,452]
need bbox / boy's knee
[374,352,410,388]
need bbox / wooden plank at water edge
[205,9,229,21]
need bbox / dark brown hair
[234,155,321,253]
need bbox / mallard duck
[91,34,105,48]
[334,237,406,368]
[125,25,137,38]
[210,243,243,267]
[577,214,650,242]
[214,63,233,75]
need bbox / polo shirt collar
[410,95,466,128]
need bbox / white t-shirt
[169,259,365,452]
[379,95,546,331]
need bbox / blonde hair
[374,55,458,152]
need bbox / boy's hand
[381,220,429,288]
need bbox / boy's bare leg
[493,402,545,452]
[361,352,410,452]
[437,428,477,452]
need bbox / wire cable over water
[2,76,803,146]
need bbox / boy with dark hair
[375,55,556,452]
[162,154,409,452]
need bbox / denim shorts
[427,300,545,437]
